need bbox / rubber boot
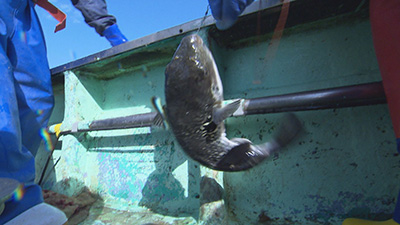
[0,178,20,217]
[4,203,67,225]
[103,24,128,46]
[0,178,67,225]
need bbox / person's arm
[72,0,127,46]
[208,0,254,30]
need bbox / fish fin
[271,113,303,148]
[213,99,241,124]
[151,96,168,128]
[153,113,164,127]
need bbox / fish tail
[215,113,302,171]
[254,113,302,155]
[270,113,303,149]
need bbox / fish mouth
[188,34,204,48]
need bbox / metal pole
[241,81,386,115]
[89,112,158,131]
[53,82,386,134]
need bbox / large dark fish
[162,34,301,172]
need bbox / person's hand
[208,0,255,30]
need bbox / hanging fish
[159,34,301,171]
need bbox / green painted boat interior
[34,0,400,224]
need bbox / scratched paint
[34,5,400,225]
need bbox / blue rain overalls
[0,0,54,223]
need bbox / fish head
[165,34,223,98]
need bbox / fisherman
[208,0,255,30]
[71,0,128,46]
[0,0,127,224]
[0,0,67,223]
[0,0,249,224]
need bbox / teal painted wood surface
[35,2,399,224]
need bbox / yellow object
[54,123,62,138]
[343,218,399,225]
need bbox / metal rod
[89,112,158,131]
[41,156,61,186]
[38,136,60,186]
[54,82,386,134]
[242,81,386,115]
